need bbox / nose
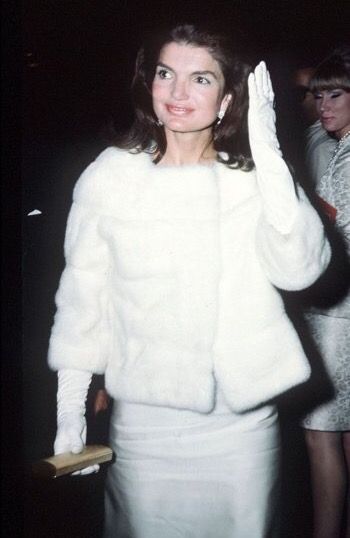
[319,95,330,112]
[171,77,188,100]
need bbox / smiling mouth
[166,105,194,115]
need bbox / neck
[159,128,216,166]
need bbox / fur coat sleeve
[48,149,117,373]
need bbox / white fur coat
[48,147,330,412]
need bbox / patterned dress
[302,133,350,431]
[305,120,336,187]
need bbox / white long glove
[248,61,298,234]
[54,369,99,475]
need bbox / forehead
[316,88,350,95]
[158,42,223,75]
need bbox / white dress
[104,390,280,538]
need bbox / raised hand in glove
[54,369,99,475]
[248,61,298,234]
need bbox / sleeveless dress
[301,133,350,431]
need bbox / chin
[322,125,334,134]
[165,121,215,133]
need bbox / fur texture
[48,147,331,412]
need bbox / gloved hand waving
[248,61,298,234]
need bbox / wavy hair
[114,23,253,170]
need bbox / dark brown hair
[310,46,350,94]
[114,23,253,170]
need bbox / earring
[216,110,225,125]
[156,118,164,126]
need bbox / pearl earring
[156,118,164,127]
[216,110,225,125]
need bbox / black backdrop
[2,1,350,536]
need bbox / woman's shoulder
[72,146,150,206]
[325,138,350,187]
[77,146,143,182]
[215,160,259,210]
[216,159,257,187]
[334,138,350,171]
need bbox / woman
[49,24,330,537]
[301,47,350,538]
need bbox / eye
[156,68,172,80]
[194,76,211,85]
[313,92,322,100]
[330,90,342,99]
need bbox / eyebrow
[156,62,219,80]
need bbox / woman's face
[152,42,231,134]
[314,88,350,139]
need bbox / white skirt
[104,390,280,538]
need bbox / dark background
[2,0,350,536]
